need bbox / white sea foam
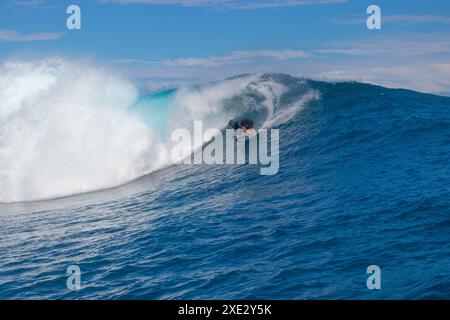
[0,58,168,202]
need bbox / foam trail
[262,91,319,128]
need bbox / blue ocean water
[1,74,449,299]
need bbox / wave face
[0,60,316,202]
[1,67,450,299]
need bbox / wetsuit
[228,119,254,130]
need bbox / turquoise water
[129,89,175,137]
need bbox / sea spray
[0,58,168,202]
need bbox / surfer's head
[240,119,254,130]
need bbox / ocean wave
[0,59,313,202]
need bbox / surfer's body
[227,119,254,131]
[227,119,256,141]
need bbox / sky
[0,0,450,94]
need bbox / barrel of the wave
[128,89,175,137]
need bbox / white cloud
[320,63,450,95]
[165,50,312,66]
[114,34,450,95]
[98,0,347,9]
[114,58,160,65]
[234,49,313,59]
[0,29,63,42]
[117,49,313,67]
[12,0,45,6]
[316,34,450,57]
[313,34,450,94]
[335,15,450,25]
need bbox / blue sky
[1,0,450,94]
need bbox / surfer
[227,119,254,133]
[227,119,256,141]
